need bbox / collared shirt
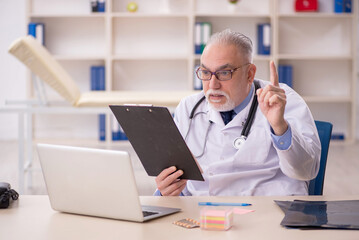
[155,79,320,196]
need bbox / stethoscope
[184,80,261,158]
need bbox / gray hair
[205,29,253,63]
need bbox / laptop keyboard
[142,210,159,217]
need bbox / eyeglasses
[196,63,251,81]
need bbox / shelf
[112,55,188,61]
[111,0,191,15]
[303,96,352,103]
[195,0,271,16]
[111,13,189,18]
[54,55,106,61]
[33,137,132,148]
[253,55,272,61]
[112,17,188,56]
[194,54,272,61]
[195,13,271,18]
[278,13,354,19]
[278,54,353,60]
[278,17,352,56]
[30,13,106,18]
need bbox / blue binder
[334,0,344,13]
[97,0,105,12]
[28,22,45,45]
[334,0,351,13]
[257,23,271,55]
[344,0,352,12]
[278,65,293,88]
[90,66,106,141]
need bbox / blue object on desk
[198,202,251,207]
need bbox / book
[257,23,270,55]
[193,64,202,90]
[278,65,293,88]
[90,66,106,141]
[28,22,45,45]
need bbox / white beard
[205,89,236,112]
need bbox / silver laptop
[37,143,180,222]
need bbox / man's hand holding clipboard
[109,104,204,196]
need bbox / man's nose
[208,73,221,89]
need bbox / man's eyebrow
[200,63,234,71]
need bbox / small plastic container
[200,206,233,231]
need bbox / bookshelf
[25,0,357,143]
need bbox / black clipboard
[110,105,204,181]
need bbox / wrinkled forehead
[200,44,245,69]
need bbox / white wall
[0,0,27,140]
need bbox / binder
[334,0,344,13]
[35,23,45,45]
[257,23,271,55]
[111,115,120,141]
[111,115,128,141]
[201,22,212,53]
[28,22,45,45]
[90,66,105,91]
[90,66,98,91]
[194,23,202,54]
[91,0,98,12]
[194,22,212,54]
[278,65,293,88]
[97,66,105,91]
[99,114,106,141]
[90,66,106,141]
[344,0,352,12]
[28,23,36,37]
[193,64,202,90]
[97,0,105,12]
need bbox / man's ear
[247,64,256,83]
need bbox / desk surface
[1,195,358,240]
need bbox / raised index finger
[270,60,279,87]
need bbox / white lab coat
[174,79,321,196]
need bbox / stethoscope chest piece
[233,136,247,150]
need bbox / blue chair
[308,120,333,195]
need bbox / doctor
[155,29,321,196]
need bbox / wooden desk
[1,195,358,240]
